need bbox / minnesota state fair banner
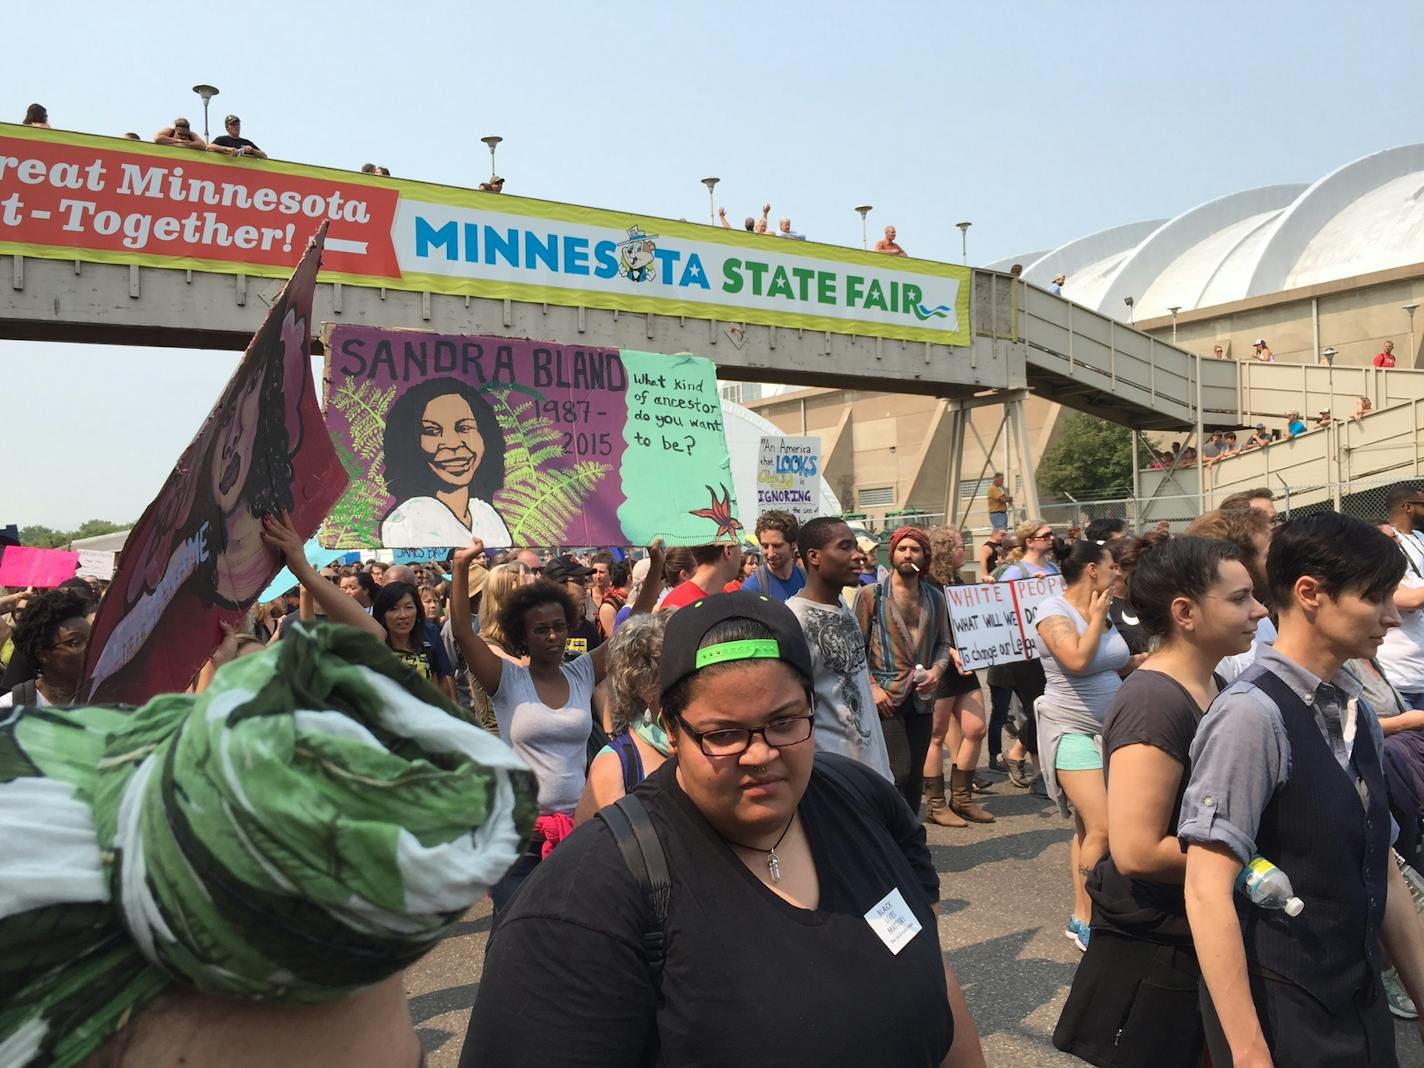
[0,124,970,346]
[320,325,741,549]
[82,226,347,704]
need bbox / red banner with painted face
[82,223,347,704]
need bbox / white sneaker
[1383,966,1418,1020]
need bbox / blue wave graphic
[913,303,954,321]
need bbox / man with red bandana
[852,526,954,814]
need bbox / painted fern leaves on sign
[322,380,397,547]
[487,386,609,546]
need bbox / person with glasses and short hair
[153,117,206,149]
[460,590,985,1068]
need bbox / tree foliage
[1035,413,1134,500]
[18,519,130,548]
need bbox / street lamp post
[480,136,503,182]
[701,177,719,224]
[1123,296,1135,326]
[956,221,972,265]
[191,84,219,144]
[1406,303,1420,367]
[1168,306,1181,344]
[854,205,873,250]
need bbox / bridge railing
[1234,362,1424,425]
[1000,273,1239,427]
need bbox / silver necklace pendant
[767,848,782,884]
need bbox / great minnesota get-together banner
[320,326,741,549]
[0,124,970,345]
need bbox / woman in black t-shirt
[1054,533,1266,1067]
[461,592,985,1068]
[372,581,454,702]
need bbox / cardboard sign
[82,225,348,704]
[944,574,1066,670]
[75,549,116,581]
[756,436,821,523]
[320,326,740,549]
[0,546,79,588]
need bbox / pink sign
[0,546,80,588]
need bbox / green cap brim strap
[694,638,781,670]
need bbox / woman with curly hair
[574,612,670,823]
[2,589,91,708]
[448,538,667,909]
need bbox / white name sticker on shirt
[864,887,922,955]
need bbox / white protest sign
[945,574,1066,670]
[75,549,116,581]
[756,436,821,523]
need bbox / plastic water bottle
[912,664,928,686]
[1235,855,1304,916]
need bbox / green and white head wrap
[0,623,536,1068]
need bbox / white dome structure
[1019,144,1424,321]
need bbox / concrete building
[743,143,1424,526]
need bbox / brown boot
[924,775,967,827]
[950,766,996,823]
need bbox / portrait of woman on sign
[379,377,513,548]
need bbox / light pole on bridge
[956,221,971,266]
[480,136,503,183]
[191,84,219,145]
[1406,303,1419,366]
[854,205,873,250]
[701,177,719,224]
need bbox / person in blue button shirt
[1181,512,1424,1067]
[738,510,807,603]
[1285,410,1308,438]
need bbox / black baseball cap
[659,591,814,700]
[544,554,593,584]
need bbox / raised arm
[448,539,506,696]
[258,511,383,638]
[1035,589,1110,673]
[590,541,665,684]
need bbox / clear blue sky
[5,0,1421,528]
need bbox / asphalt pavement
[407,768,1424,1066]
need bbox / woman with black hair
[372,581,455,702]
[460,591,985,1067]
[448,537,666,910]
[379,377,511,547]
[1,589,91,707]
[1053,533,1264,1065]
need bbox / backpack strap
[597,794,670,996]
[609,732,645,793]
[9,678,38,707]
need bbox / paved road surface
[408,772,1424,1065]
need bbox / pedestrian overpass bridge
[5,137,1423,521]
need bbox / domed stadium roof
[1011,144,1424,322]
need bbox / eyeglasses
[1030,531,1054,541]
[674,713,814,757]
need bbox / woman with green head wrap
[0,622,536,1068]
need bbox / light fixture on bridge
[480,136,503,182]
[191,84,219,144]
[1123,296,1135,325]
[956,221,972,265]
[854,205,873,250]
[701,177,720,224]
[1406,304,1419,364]
[1168,305,1181,343]
[1320,346,1338,366]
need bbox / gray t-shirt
[787,595,893,782]
[1035,593,1130,719]
[491,655,596,814]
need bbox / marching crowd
[9,485,1424,1066]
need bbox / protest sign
[393,547,453,565]
[319,326,740,549]
[75,549,116,581]
[0,546,78,587]
[756,436,821,523]
[944,574,1066,670]
[82,225,347,704]
[1,124,969,346]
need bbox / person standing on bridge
[1251,338,1275,363]
[209,114,267,159]
[1050,274,1066,295]
[1375,340,1398,369]
[986,472,1013,532]
[153,117,207,150]
[1053,533,1265,1066]
[875,225,907,256]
